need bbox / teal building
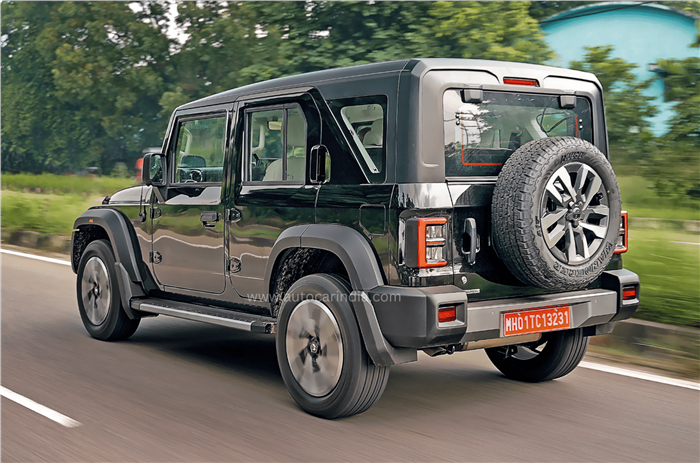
[541,2,699,134]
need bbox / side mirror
[142,153,164,186]
[310,145,330,184]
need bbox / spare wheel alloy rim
[540,162,610,265]
[285,299,344,397]
[81,256,111,325]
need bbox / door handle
[464,218,480,265]
[200,211,219,228]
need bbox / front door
[151,108,231,294]
[228,94,321,300]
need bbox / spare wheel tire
[491,137,621,291]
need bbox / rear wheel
[485,328,588,382]
[77,239,140,341]
[276,274,389,419]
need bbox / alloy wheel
[540,162,610,265]
[285,299,343,397]
[80,256,111,325]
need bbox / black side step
[131,298,276,334]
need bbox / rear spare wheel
[491,137,621,290]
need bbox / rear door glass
[443,90,592,177]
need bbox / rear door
[151,106,232,294]
[228,93,320,300]
[442,88,594,300]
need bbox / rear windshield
[443,90,593,177]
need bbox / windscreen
[444,90,593,177]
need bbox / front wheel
[77,239,140,341]
[485,328,588,382]
[276,274,389,419]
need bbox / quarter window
[247,106,307,182]
[173,116,226,184]
[328,95,387,183]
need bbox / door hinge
[227,208,241,222]
[228,257,241,273]
[150,207,161,219]
[149,251,162,264]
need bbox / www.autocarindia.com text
[244,292,401,304]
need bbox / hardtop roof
[178,58,599,111]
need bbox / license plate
[502,305,571,337]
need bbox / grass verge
[618,176,700,220]
[623,228,699,328]
[2,173,135,196]
[1,190,100,237]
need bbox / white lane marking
[1,386,81,428]
[1,249,71,266]
[580,361,700,391]
[671,241,700,246]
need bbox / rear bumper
[370,269,640,349]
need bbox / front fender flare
[73,208,147,319]
[73,208,143,283]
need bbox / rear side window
[246,106,307,183]
[328,95,387,183]
[443,90,593,177]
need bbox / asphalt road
[2,252,699,462]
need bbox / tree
[2,1,556,174]
[652,32,700,200]
[2,1,171,174]
[528,1,598,21]
[239,1,553,77]
[570,46,657,174]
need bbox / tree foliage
[652,47,700,200]
[2,1,556,174]
[570,46,657,174]
[1,0,696,189]
[2,1,171,173]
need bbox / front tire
[77,239,140,341]
[486,328,588,382]
[276,274,389,419]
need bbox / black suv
[72,59,640,418]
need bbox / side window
[246,106,307,182]
[173,116,226,184]
[328,95,387,183]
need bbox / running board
[131,298,276,334]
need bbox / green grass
[1,190,100,236]
[1,173,135,196]
[623,228,700,328]
[618,176,700,221]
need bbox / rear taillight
[614,211,628,254]
[503,77,539,87]
[418,218,447,268]
[622,286,637,301]
[438,306,457,323]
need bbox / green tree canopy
[2,1,171,173]
[570,46,657,173]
